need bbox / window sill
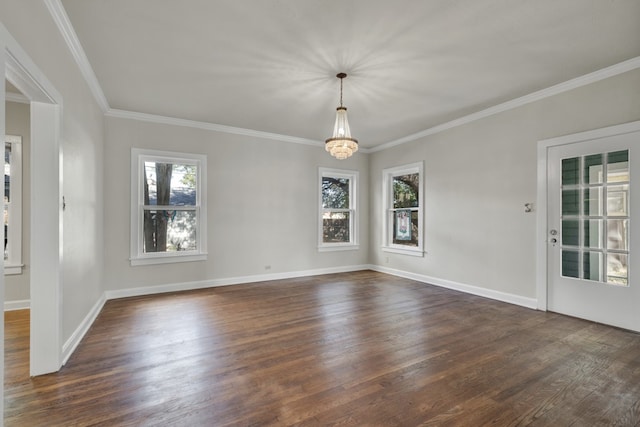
[318,244,360,252]
[382,246,424,257]
[4,264,24,275]
[130,253,207,266]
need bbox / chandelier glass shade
[325,73,358,159]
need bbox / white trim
[381,247,425,257]
[5,92,29,104]
[108,109,326,148]
[4,299,29,311]
[4,264,24,275]
[372,56,640,153]
[62,293,106,366]
[2,21,65,378]
[318,245,360,252]
[44,0,109,112]
[105,264,371,300]
[371,265,538,310]
[536,120,640,312]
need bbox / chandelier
[325,72,358,159]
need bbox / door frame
[536,120,640,311]
[1,22,64,383]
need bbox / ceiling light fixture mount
[325,72,358,160]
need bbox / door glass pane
[322,211,350,243]
[607,219,628,251]
[583,220,604,249]
[562,220,579,246]
[583,251,604,282]
[583,188,603,216]
[607,150,629,183]
[583,154,603,185]
[607,185,628,216]
[607,253,628,286]
[562,250,579,278]
[562,189,579,215]
[562,157,579,186]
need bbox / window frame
[5,135,23,275]
[382,162,424,256]
[318,167,359,251]
[130,148,207,266]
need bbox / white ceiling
[53,1,640,148]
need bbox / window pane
[607,185,628,216]
[607,150,629,183]
[393,174,419,208]
[144,162,197,206]
[322,177,349,209]
[607,253,628,286]
[583,220,603,249]
[5,142,11,203]
[3,205,8,260]
[322,211,350,243]
[393,210,419,246]
[143,210,197,253]
[562,157,579,186]
[562,250,579,278]
[583,154,603,185]
[583,187,603,217]
[607,219,628,251]
[583,251,603,282]
[562,189,579,215]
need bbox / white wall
[4,100,30,303]
[0,2,105,342]
[104,116,369,292]
[370,68,640,301]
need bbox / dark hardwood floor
[4,270,640,426]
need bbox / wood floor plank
[4,271,640,426]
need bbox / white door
[548,130,639,332]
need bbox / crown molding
[44,0,109,112]
[371,56,640,153]
[45,0,638,154]
[106,108,328,147]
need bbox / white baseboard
[62,263,536,369]
[370,265,538,310]
[4,299,30,311]
[62,293,106,366]
[105,264,371,301]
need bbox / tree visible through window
[319,168,358,250]
[131,149,207,265]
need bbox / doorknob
[549,229,558,236]
[550,238,557,244]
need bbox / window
[130,148,207,265]
[382,162,424,256]
[318,168,358,251]
[4,135,23,274]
